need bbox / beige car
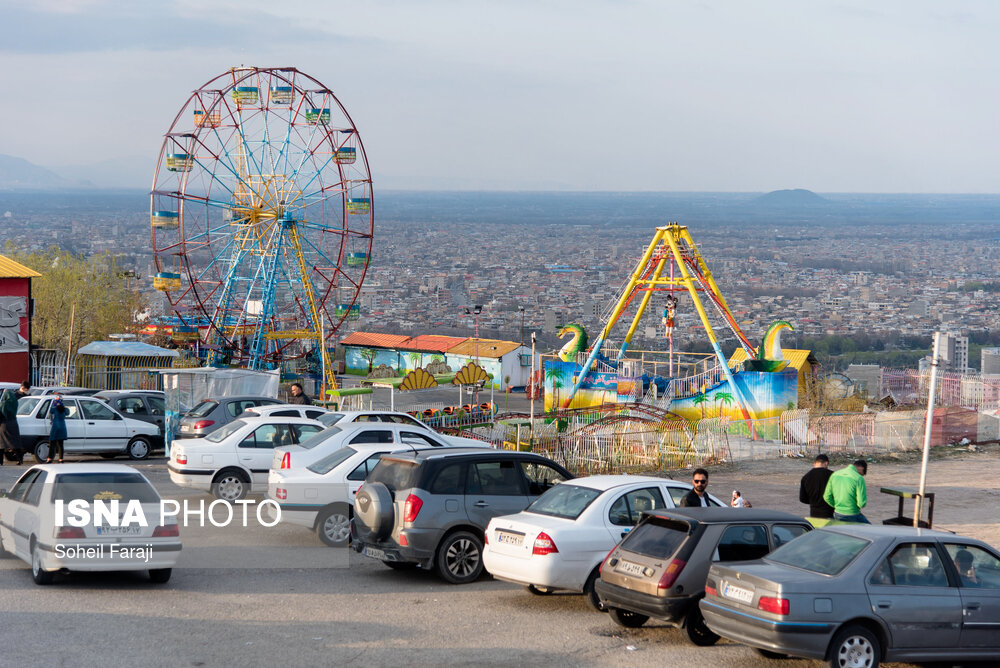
[595,508,811,645]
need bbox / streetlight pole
[518,306,525,347]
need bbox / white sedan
[0,464,181,584]
[168,416,325,500]
[271,420,490,472]
[483,475,724,610]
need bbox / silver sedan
[699,524,1000,667]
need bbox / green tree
[408,352,421,370]
[692,393,709,419]
[715,391,734,415]
[360,348,377,374]
[546,365,566,409]
[3,245,148,351]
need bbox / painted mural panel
[543,360,618,411]
[667,370,798,421]
[344,346,400,375]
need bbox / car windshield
[307,447,358,475]
[318,413,345,427]
[525,484,602,520]
[187,400,218,418]
[17,397,40,415]
[205,420,247,443]
[297,425,342,449]
[766,530,871,575]
[51,472,161,504]
[620,517,690,558]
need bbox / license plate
[495,530,524,546]
[96,525,142,536]
[722,582,754,604]
[615,560,646,577]
[363,546,387,560]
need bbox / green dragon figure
[557,323,588,362]
[743,320,793,372]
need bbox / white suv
[168,416,325,500]
[269,423,492,546]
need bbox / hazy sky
[3,0,998,192]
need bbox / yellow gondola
[153,272,182,291]
[346,198,371,215]
[166,154,194,172]
[335,147,356,164]
[232,86,259,104]
[151,211,179,229]
[270,86,293,105]
[193,109,220,127]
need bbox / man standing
[799,454,834,518]
[680,468,711,507]
[823,459,870,523]
[288,383,311,405]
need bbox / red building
[0,254,41,383]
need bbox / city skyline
[2,1,999,193]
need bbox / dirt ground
[671,443,1000,547]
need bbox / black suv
[353,448,573,583]
[595,508,811,645]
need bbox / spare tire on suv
[354,482,394,541]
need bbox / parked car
[168,416,325,500]
[28,386,99,396]
[269,427,492,547]
[316,410,435,429]
[595,508,812,646]
[94,391,167,446]
[174,396,282,439]
[483,475,726,610]
[700,525,1000,666]
[16,395,161,461]
[241,403,331,421]
[352,448,573,583]
[0,464,182,584]
[271,420,491,473]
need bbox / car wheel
[685,604,720,646]
[316,504,351,547]
[31,541,54,585]
[526,584,554,595]
[435,530,484,584]
[608,607,648,628]
[212,471,249,501]
[32,441,50,464]
[148,568,172,583]
[127,437,151,460]
[828,625,880,668]
[382,560,418,570]
[755,648,788,659]
[583,567,606,612]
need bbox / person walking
[680,468,711,507]
[287,383,311,405]
[0,388,21,466]
[823,459,870,523]
[47,395,68,463]
[799,453,834,518]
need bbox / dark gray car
[175,396,282,439]
[352,448,573,584]
[95,391,167,447]
[596,508,811,646]
[699,524,1000,667]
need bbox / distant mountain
[754,188,827,205]
[0,154,74,190]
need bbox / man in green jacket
[823,459,869,523]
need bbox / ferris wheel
[150,66,373,383]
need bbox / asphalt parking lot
[0,456,965,667]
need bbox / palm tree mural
[692,393,709,419]
[408,352,422,371]
[715,391,734,417]
[546,365,567,409]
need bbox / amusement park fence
[457,407,998,476]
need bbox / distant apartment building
[982,347,1000,375]
[939,331,969,372]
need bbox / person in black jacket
[680,468,711,507]
[799,453,834,518]
[287,383,311,405]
